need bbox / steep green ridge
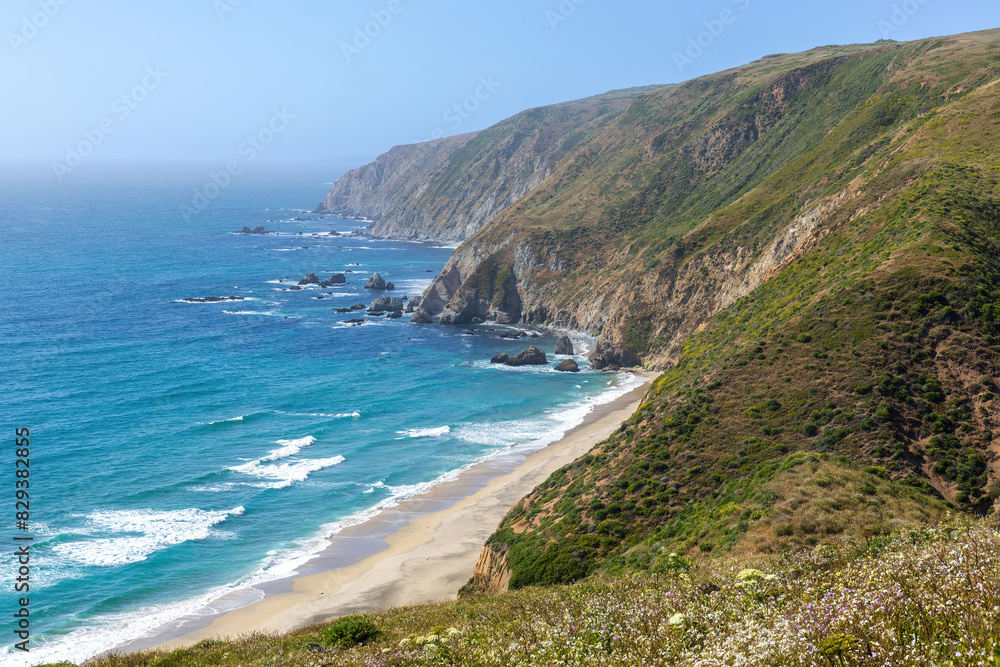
[419,32,1000,365]
[315,85,663,242]
[458,30,1000,591]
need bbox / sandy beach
[151,372,654,650]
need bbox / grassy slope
[464,33,1000,359]
[370,85,664,239]
[80,515,1000,666]
[57,31,1000,667]
[469,30,1000,591]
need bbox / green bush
[320,614,381,648]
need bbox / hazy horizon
[3,0,997,182]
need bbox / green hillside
[67,29,1000,667]
[461,30,1000,592]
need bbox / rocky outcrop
[411,266,464,323]
[365,273,386,290]
[555,336,574,355]
[505,346,546,367]
[182,296,244,303]
[320,274,347,287]
[314,133,479,228]
[409,49,919,370]
[238,226,270,234]
[368,296,392,312]
[554,359,580,372]
[369,296,404,312]
[490,353,509,364]
[464,543,512,597]
[298,273,320,285]
[439,292,489,326]
[315,87,665,243]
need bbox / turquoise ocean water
[0,165,638,664]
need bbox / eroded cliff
[315,86,665,242]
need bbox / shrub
[320,615,381,648]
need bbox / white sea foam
[397,425,451,438]
[51,507,245,567]
[222,310,282,317]
[206,415,245,425]
[13,373,646,666]
[363,480,386,494]
[276,410,361,419]
[228,452,345,490]
[263,436,316,461]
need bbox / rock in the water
[334,307,352,313]
[387,310,403,319]
[590,347,642,370]
[320,273,347,287]
[288,285,302,291]
[369,295,393,312]
[405,296,422,313]
[389,296,404,311]
[299,273,320,285]
[365,272,386,289]
[490,353,509,364]
[411,308,434,324]
[554,359,580,373]
[344,318,365,326]
[182,296,244,303]
[504,346,547,367]
[555,335,574,355]
[385,281,395,290]
[238,226,269,234]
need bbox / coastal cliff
[315,86,665,242]
[451,30,1000,594]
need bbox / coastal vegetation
[52,29,1000,666]
[72,514,1000,665]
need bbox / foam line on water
[50,506,245,567]
[15,372,643,665]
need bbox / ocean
[0,164,639,665]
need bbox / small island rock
[556,335,575,355]
[320,274,347,287]
[554,359,581,373]
[369,295,393,312]
[365,272,386,290]
[505,346,547,367]
[490,353,509,364]
[298,273,320,285]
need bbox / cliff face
[314,132,478,225]
[315,86,665,242]
[432,30,1000,594]
[415,31,1000,368]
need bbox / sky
[2,0,998,180]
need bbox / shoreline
[140,370,655,652]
